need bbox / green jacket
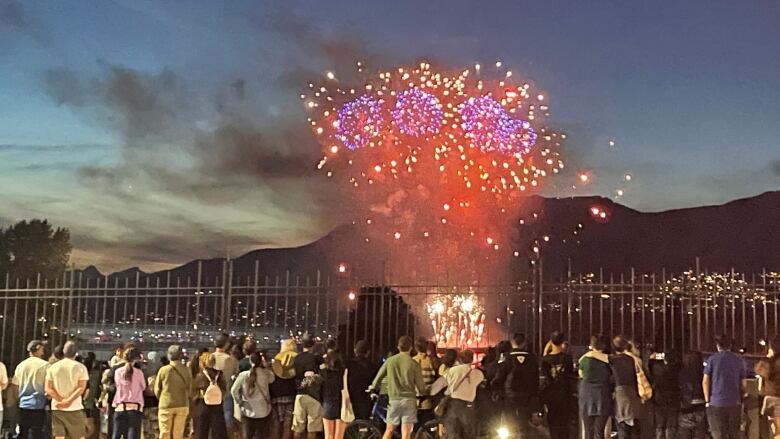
[154,363,193,409]
[371,352,426,400]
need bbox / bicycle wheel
[414,419,441,439]
[345,419,383,439]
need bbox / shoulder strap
[451,367,473,393]
[170,365,187,385]
[203,370,215,384]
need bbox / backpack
[203,370,223,406]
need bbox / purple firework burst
[337,95,385,150]
[392,88,444,136]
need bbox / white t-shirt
[12,356,49,410]
[0,362,7,411]
[45,358,89,411]
[444,364,484,403]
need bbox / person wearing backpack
[155,345,192,439]
[193,353,228,439]
[491,333,540,436]
[541,331,576,439]
[231,352,275,438]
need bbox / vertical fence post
[696,258,702,351]
[537,257,544,355]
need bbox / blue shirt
[704,351,750,407]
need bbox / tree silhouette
[0,219,71,282]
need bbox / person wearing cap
[12,340,50,439]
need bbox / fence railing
[0,259,777,368]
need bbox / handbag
[340,369,356,423]
[434,368,472,418]
[632,355,653,402]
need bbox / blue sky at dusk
[1,0,779,270]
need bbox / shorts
[387,398,417,426]
[322,400,341,421]
[292,394,324,433]
[272,396,295,424]
[52,410,87,439]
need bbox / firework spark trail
[305,60,565,282]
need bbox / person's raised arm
[370,361,388,391]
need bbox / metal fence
[0,259,778,368]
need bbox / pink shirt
[112,367,146,409]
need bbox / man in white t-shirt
[13,340,49,439]
[45,341,89,439]
[443,350,485,439]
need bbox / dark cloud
[42,62,336,269]
[0,0,28,33]
[0,0,46,43]
[772,159,780,176]
[34,4,387,270]
[44,69,87,106]
[260,4,383,89]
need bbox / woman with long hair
[321,350,346,439]
[231,352,275,438]
[111,348,146,439]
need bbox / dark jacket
[649,358,682,407]
[491,349,539,401]
[346,357,377,406]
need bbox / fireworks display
[426,292,486,348]
[305,60,565,280]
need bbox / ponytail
[123,348,142,381]
[247,352,263,396]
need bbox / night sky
[1,0,779,270]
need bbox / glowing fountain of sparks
[426,292,486,349]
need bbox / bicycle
[344,394,440,439]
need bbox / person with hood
[270,339,298,439]
[491,333,539,433]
